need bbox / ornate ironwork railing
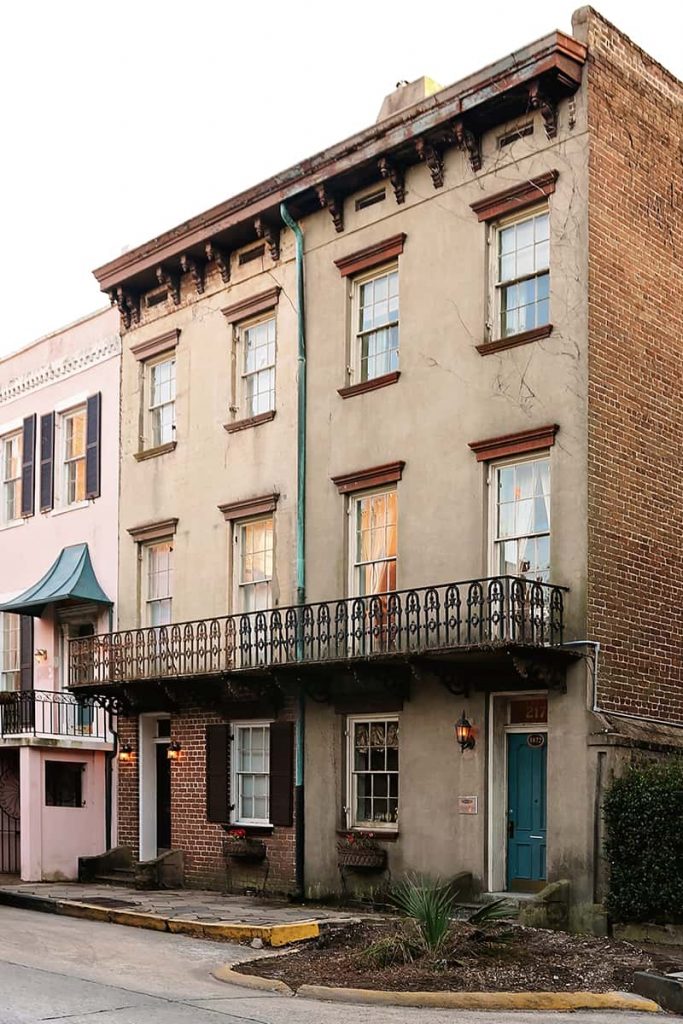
[0,689,109,740]
[69,577,567,688]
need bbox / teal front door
[506,732,547,891]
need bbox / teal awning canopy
[0,543,112,617]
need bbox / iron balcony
[0,689,110,741]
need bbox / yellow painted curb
[167,919,209,938]
[213,964,293,995]
[270,922,319,947]
[206,921,319,946]
[54,901,112,924]
[108,909,168,931]
[296,985,661,1011]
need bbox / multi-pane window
[232,723,270,824]
[497,210,549,338]
[62,407,87,506]
[146,541,173,626]
[149,357,176,447]
[241,317,276,417]
[352,490,397,597]
[355,266,399,382]
[237,517,273,613]
[493,457,550,582]
[348,717,399,829]
[1,432,22,523]
[0,613,20,691]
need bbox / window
[354,265,399,382]
[0,613,20,691]
[148,356,176,447]
[236,517,273,613]
[232,723,270,824]
[492,457,550,582]
[240,316,276,417]
[351,490,397,597]
[1,432,22,524]
[347,716,399,829]
[496,209,549,338]
[61,407,87,506]
[45,761,84,807]
[146,541,173,626]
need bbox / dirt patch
[233,920,679,993]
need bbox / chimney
[376,76,443,122]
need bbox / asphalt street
[0,907,665,1023]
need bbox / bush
[603,757,683,923]
[390,875,457,952]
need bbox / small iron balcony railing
[69,576,567,688]
[0,690,109,740]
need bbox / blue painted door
[506,732,547,890]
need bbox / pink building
[0,308,120,880]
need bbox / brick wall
[116,700,297,892]
[583,9,683,721]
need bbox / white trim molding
[0,334,121,407]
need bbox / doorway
[139,715,172,861]
[155,742,171,852]
[506,732,547,891]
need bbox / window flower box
[337,832,387,871]
[223,829,266,862]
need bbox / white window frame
[144,539,174,627]
[1,430,22,525]
[345,714,399,831]
[60,404,87,508]
[234,516,274,614]
[489,205,549,341]
[487,453,551,582]
[348,488,398,599]
[238,313,277,418]
[0,612,21,692]
[350,262,399,384]
[231,720,271,825]
[146,353,176,448]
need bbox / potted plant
[337,831,387,870]
[222,827,266,861]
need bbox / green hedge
[603,758,683,923]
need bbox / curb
[0,890,319,947]
[634,971,683,1015]
[216,965,660,1012]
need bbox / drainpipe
[280,202,306,897]
[105,604,116,851]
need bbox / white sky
[1,0,681,357]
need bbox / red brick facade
[584,9,683,723]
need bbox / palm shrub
[389,875,457,952]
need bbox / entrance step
[91,869,136,886]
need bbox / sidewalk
[0,880,361,946]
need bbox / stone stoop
[79,847,184,889]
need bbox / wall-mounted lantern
[454,711,475,752]
[167,741,182,761]
[119,743,134,763]
[34,649,48,664]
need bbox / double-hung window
[492,457,550,582]
[354,265,399,382]
[146,541,174,626]
[62,406,87,506]
[236,517,273,613]
[232,722,270,824]
[240,316,276,417]
[347,716,399,829]
[496,209,549,338]
[1,432,22,524]
[0,613,20,691]
[351,490,397,597]
[149,356,176,447]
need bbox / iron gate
[0,755,20,874]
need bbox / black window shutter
[21,415,36,517]
[206,724,231,823]
[19,616,34,691]
[270,721,294,827]
[39,412,55,512]
[85,393,101,500]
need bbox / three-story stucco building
[71,7,682,923]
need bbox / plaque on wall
[458,796,478,814]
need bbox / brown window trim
[219,492,279,521]
[221,286,280,324]
[130,329,180,362]
[338,371,400,399]
[134,440,177,462]
[468,424,559,462]
[334,233,406,278]
[128,516,179,543]
[223,410,276,434]
[470,170,559,222]
[331,460,405,494]
[477,324,553,356]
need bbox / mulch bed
[234,920,680,993]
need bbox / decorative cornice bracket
[315,183,344,232]
[110,287,140,330]
[156,265,181,305]
[452,118,482,172]
[415,137,444,189]
[378,156,406,204]
[205,241,231,283]
[180,253,205,295]
[254,217,280,262]
[528,79,558,139]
